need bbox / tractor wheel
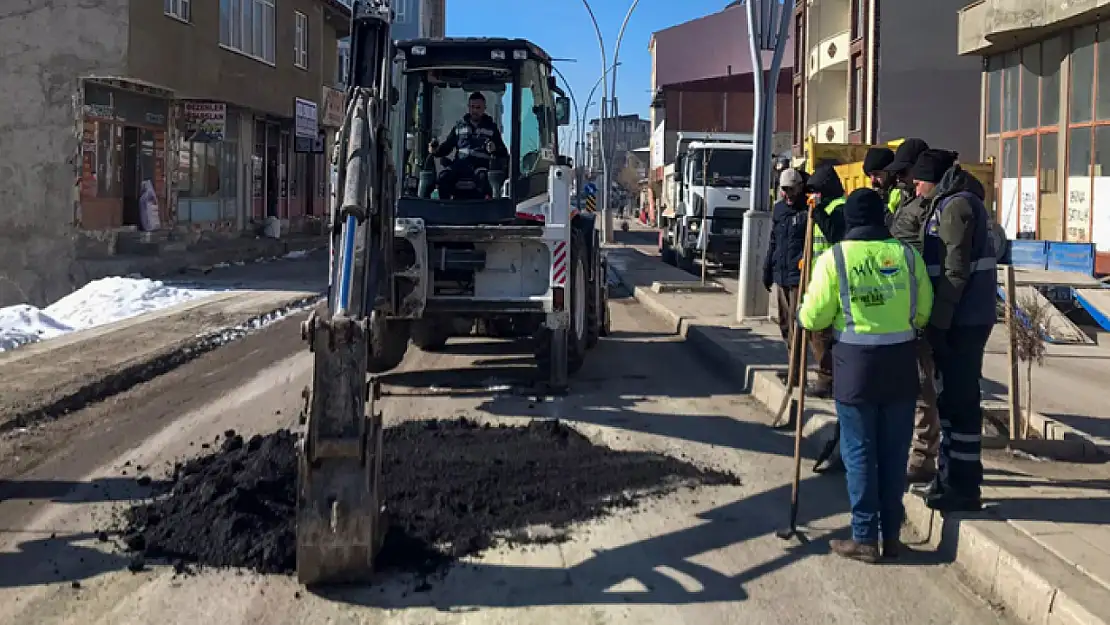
[367,313,409,373]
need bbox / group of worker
[762,138,997,563]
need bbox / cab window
[517,60,555,201]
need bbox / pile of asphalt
[121,418,739,577]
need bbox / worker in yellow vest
[798,188,934,563]
[802,164,846,400]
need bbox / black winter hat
[805,163,844,198]
[862,147,895,175]
[883,138,930,173]
[843,188,887,229]
[911,149,958,184]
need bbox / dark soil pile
[121,419,739,576]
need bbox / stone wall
[0,0,129,307]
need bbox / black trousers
[933,324,992,498]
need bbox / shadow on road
[0,476,167,504]
[0,531,133,589]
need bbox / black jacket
[828,224,921,405]
[807,165,847,246]
[434,113,508,161]
[763,198,808,288]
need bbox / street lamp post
[580,0,611,242]
[578,63,620,207]
[737,0,792,322]
[605,0,640,240]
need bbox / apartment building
[792,0,980,160]
[958,0,1110,273]
[1,0,351,307]
[586,115,651,178]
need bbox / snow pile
[0,277,218,352]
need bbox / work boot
[882,539,901,559]
[906,463,937,485]
[805,383,832,399]
[830,539,879,564]
[925,490,982,513]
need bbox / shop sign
[184,102,226,142]
[321,87,345,128]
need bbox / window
[517,62,555,186]
[1069,127,1092,176]
[294,11,308,69]
[1039,132,1061,239]
[219,0,275,65]
[1002,52,1019,131]
[986,55,1002,134]
[1098,27,1110,119]
[851,0,866,40]
[1070,26,1096,123]
[849,61,864,131]
[393,0,407,23]
[337,39,350,86]
[1041,36,1064,125]
[1021,135,1038,177]
[1020,44,1040,129]
[165,0,190,22]
[1003,137,1018,178]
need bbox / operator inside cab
[428,91,510,198]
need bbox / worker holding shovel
[796,188,934,562]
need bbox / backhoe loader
[296,0,609,585]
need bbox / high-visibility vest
[800,238,932,346]
[811,196,846,259]
[923,191,998,327]
[887,187,903,213]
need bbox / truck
[657,131,755,271]
[296,1,610,585]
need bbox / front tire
[367,312,409,373]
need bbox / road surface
[0,279,1011,624]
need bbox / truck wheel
[568,228,589,372]
[534,229,589,382]
[411,319,449,351]
[367,313,409,373]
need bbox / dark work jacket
[434,113,508,162]
[829,224,921,405]
[763,198,808,288]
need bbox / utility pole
[737,0,792,322]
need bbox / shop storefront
[975,18,1110,272]
[176,101,242,227]
[79,81,170,231]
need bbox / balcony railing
[808,29,850,79]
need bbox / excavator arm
[296,0,396,586]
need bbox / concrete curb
[610,262,1110,625]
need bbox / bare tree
[1011,292,1050,439]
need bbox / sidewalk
[0,288,321,431]
[606,242,1110,625]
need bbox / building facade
[1,0,350,308]
[585,115,651,178]
[792,0,980,160]
[336,0,445,87]
[647,4,794,183]
[958,0,1110,273]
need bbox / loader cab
[394,38,570,224]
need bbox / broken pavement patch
[120,418,740,579]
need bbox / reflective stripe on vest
[812,196,846,256]
[830,242,919,346]
[926,256,997,277]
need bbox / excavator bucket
[297,312,386,585]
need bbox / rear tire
[411,320,449,351]
[367,312,409,373]
[535,227,589,382]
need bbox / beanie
[862,147,895,175]
[843,188,887,229]
[911,149,958,184]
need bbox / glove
[925,325,949,361]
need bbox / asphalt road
[0,286,1012,624]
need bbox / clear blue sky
[446,0,735,129]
